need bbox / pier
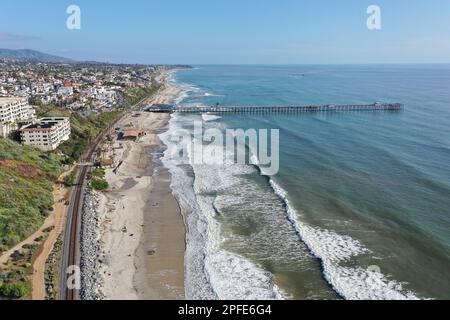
[145,102,403,114]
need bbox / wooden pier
[145,102,403,114]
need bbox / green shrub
[63,171,77,187]
[90,168,105,179]
[90,178,108,191]
[0,282,29,299]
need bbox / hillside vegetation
[122,84,160,108]
[0,107,121,255]
[0,48,74,63]
[0,138,63,253]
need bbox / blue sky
[1,0,449,64]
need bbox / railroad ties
[146,103,403,114]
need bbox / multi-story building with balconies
[20,117,71,151]
[0,97,36,137]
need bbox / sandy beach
[82,73,186,300]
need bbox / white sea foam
[169,75,201,105]
[203,92,224,97]
[162,75,283,299]
[195,187,286,300]
[190,136,287,300]
[160,113,286,300]
[269,179,421,300]
[202,114,222,122]
[174,91,188,105]
[160,75,283,300]
[159,114,216,299]
[205,250,285,300]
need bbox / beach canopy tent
[120,129,144,141]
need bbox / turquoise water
[163,65,450,300]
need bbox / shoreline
[80,72,186,300]
[133,130,186,300]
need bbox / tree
[0,282,29,298]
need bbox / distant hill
[0,48,75,63]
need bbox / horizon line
[2,47,450,66]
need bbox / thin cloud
[0,32,40,42]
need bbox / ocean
[159,65,450,300]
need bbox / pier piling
[145,103,403,114]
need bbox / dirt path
[0,170,67,266]
[0,170,72,300]
[0,226,51,266]
[30,170,73,300]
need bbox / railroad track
[59,93,155,300]
[60,129,110,300]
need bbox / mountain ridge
[0,48,75,63]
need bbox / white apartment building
[0,97,36,137]
[20,117,71,151]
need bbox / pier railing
[145,103,403,114]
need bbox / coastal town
[0,58,157,110]
[0,57,179,150]
[0,55,186,300]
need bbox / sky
[0,0,450,64]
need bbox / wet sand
[134,142,186,299]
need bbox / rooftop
[21,122,58,130]
[41,117,68,122]
[122,129,144,138]
[20,117,69,131]
[0,97,28,106]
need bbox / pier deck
[145,103,403,114]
